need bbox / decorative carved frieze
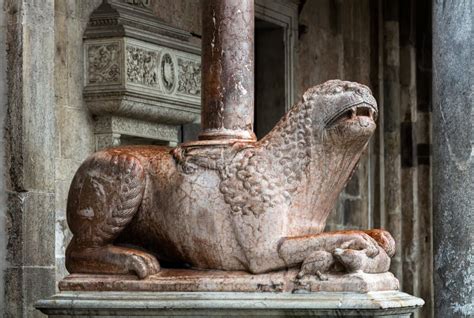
[177,58,201,96]
[126,45,159,87]
[124,0,150,9]
[86,43,121,85]
[85,38,201,103]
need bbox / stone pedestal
[56,269,400,293]
[36,290,423,317]
[36,270,423,317]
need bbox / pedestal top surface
[58,269,400,293]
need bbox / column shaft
[200,0,256,141]
[432,1,473,317]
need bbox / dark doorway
[254,18,286,139]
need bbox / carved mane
[173,80,374,218]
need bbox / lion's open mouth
[325,103,377,128]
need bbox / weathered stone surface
[58,270,399,293]
[93,116,181,150]
[53,1,102,291]
[5,266,56,318]
[432,1,473,317]
[58,107,95,160]
[63,80,396,287]
[0,1,7,312]
[382,2,403,284]
[199,0,256,141]
[2,0,57,316]
[36,290,424,317]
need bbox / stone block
[5,191,24,266]
[24,267,56,318]
[20,15,55,193]
[4,267,24,317]
[23,192,55,267]
[56,158,83,185]
[5,266,55,318]
[6,191,55,267]
[58,107,95,160]
[55,179,70,218]
[66,18,86,109]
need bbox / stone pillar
[199,0,256,142]
[382,0,403,283]
[399,0,419,302]
[1,0,56,317]
[432,1,473,317]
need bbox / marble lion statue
[66,80,395,279]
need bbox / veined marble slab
[57,269,400,293]
[36,290,424,317]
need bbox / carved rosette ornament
[160,53,175,93]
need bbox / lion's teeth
[351,107,357,118]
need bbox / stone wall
[0,0,7,312]
[297,0,373,231]
[53,0,102,285]
[2,1,57,316]
[298,1,434,317]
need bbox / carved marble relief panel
[124,0,150,8]
[126,45,160,87]
[177,57,201,96]
[86,42,122,85]
[122,39,201,104]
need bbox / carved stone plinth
[58,270,399,293]
[94,116,181,149]
[36,290,424,317]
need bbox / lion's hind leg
[65,151,160,279]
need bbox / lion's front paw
[67,244,160,279]
[364,229,396,257]
[340,233,380,258]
